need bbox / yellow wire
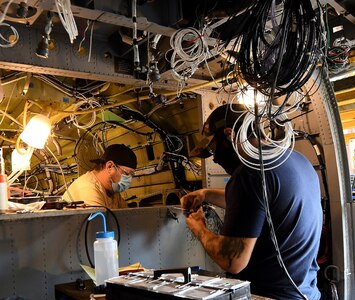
[22,100,28,127]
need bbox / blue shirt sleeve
[222,168,267,238]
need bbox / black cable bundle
[227,0,326,99]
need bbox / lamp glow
[20,114,51,149]
[11,148,31,172]
[240,88,266,107]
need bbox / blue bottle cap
[96,231,114,239]
[88,212,115,239]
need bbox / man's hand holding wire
[185,207,207,239]
[180,190,206,216]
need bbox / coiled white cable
[169,27,208,81]
[170,28,206,61]
[0,23,19,48]
[232,105,295,171]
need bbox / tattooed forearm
[194,228,251,273]
[197,229,204,241]
[220,237,245,268]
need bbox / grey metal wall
[0,207,220,300]
[308,71,354,300]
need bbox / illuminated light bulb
[20,114,51,149]
[240,88,266,107]
[11,148,31,172]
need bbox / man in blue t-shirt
[180,104,322,300]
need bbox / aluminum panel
[0,207,218,300]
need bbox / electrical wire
[78,19,91,52]
[32,74,107,98]
[224,0,326,102]
[171,27,206,62]
[146,93,197,118]
[231,104,295,171]
[0,79,16,125]
[221,0,326,169]
[162,152,201,176]
[73,120,155,170]
[46,146,69,191]
[0,0,14,24]
[169,25,222,82]
[88,20,95,62]
[170,19,223,91]
[23,174,39,194]
[68,98,101,130]
[0,23,19,48]
[55,0,78,43]
[326,46,350,73]
[253,102,308,300]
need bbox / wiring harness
[326,37,352,74]
[225,0,326,98]
[217,0,328,171]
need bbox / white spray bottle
[88,212,119,286]
[0,148,8,213]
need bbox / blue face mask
[112,174,132,192]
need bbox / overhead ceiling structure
[0,0,354,181]
[0,0,353,89]
[0,0,353,174]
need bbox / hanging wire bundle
[219,3,328,298]
[55,0,78,43]
[169,27,209,81]
[67,98,101,130]
[218,0,328,170]
[226,0,326,99]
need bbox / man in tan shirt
[62,144,137,209]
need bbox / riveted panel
[0,207,219,299]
